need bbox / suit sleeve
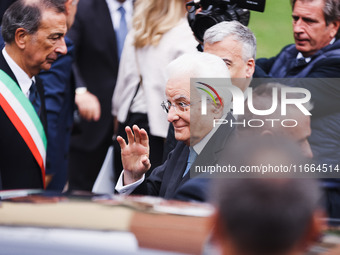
[38,39,74,175]
[132,162,168,196]
[66,7,87,89]
[132,149,176,196]
[254,57,277,78]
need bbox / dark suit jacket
[0,51,47,190]
[133,141,190,199]
[39,36,75,191]
[67,0,119,151]
[174,113,236,202]
[134,113,236,200]
[0,27,3,49]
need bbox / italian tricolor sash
[0,70,46,188]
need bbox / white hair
[166,52,232,114]
[166,51,230,79]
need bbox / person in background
[210,138,324,255]
[204,21,256,92]
[112,0,197,182]
[39,0,79,190]
[67,0,133,191]
[0,0,67,189]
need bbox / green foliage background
[248,0,294,58]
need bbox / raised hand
[117,125,151,185]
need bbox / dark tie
[116,6,128,59]
[295,57,307,67]
[29,81,41,116]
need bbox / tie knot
[296,57,307,66]
[29,80,36,94]
[118,6,125,15]
[29,80,41,115]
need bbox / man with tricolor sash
[0,0,67,190]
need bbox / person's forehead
[294,0,324,8]
[206,36,244,60]
[209,36,243,51]
[222,35,243,46]
[166,76,190,95]
[38,9,67,29]
[293,0,325,18]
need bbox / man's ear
[64,0,73,15]
[246,58,255,78]
[330,20,340,38]
[14,28,28,50]
[210,211,224,244]
[212,98,224,116]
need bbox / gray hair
[2,0,67,43]
[166,52,230,79]
[166,52,232,114]
[292,0,340,38]
[203,21,257,60]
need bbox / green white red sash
[0,69,46,188]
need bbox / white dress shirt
[2,48,35,98]
[105,0,133,31]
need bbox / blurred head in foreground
[210,137,325,255]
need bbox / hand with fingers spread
[117,125,151,185]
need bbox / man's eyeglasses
[161,100,190,114]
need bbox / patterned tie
[183,147,198,177]
[116,6,128,59]
[29,80,41,116]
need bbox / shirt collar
[192,113,228,155]
[296,52,311,63]
[106,0,133,14]
[105,0,133,30]
[296,38,336,63]
[2,47,35,98]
